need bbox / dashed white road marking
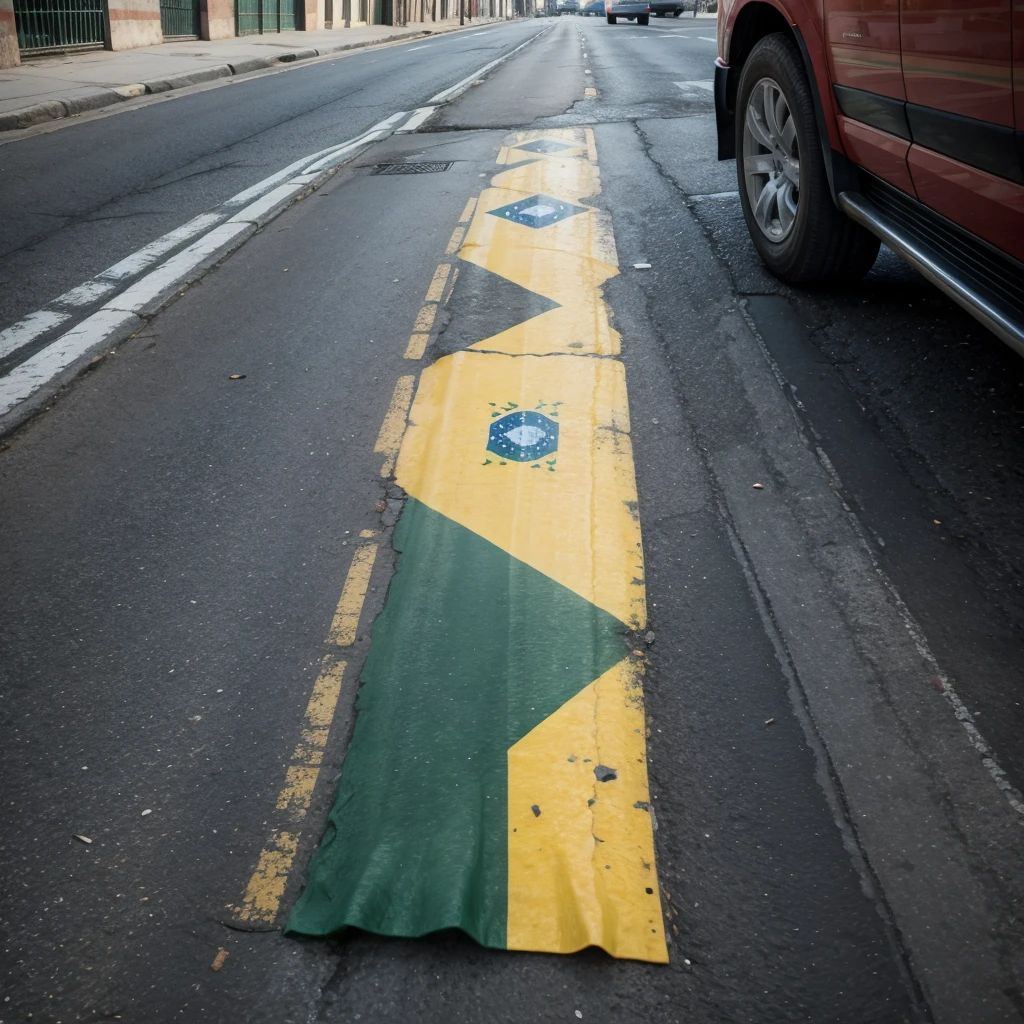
[674,79,714,91]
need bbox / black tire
[606,12,615,20]
[637,12,648,21]
[673,8,681,14]
[734,33,880,282]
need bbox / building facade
[0,0,518,69]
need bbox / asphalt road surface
[2,14,1024,1024]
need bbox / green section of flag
[286,497,627,946]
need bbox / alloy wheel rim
[742,77,801,242]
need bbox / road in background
[1,13,1022,1024]
[0,20,545,328]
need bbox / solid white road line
[698,35,717,41]
[675,80,714,91]
[304,130,385,171]
[227,181,309,225]
[0,309,140,417]
[99,212,225,282]
[53,279,118,308]
[106,222,253,314]
[220,119,398,210]
[0,213,225,362]
[0,311,70,361]
[0,125,395,371]
[225,151,336,208]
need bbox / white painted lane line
[395,106,437,133]
[0,309,140,417]
[304,130,384,171]
[0,126,387,366]
[0,123,393,423]
[225,118,399,210]
[99,213,224,282]
[53,279,118,309]
[0,222,254,417]
[406,45,430,50]
[225,151,338,208]
[690,190,740,200]
[0,81,472,424]
[429,30,547,103]
[674,80,714,91]
[226,181,310,225]
[0,213,225,365]
[698,35,717,41]
[0,311,69,361]
[106,222,252,313]
[221,122,394,210]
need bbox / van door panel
[901,0,1013,126]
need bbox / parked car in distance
[649,0,684,15]
[713,0,1024,355]
[605,0,650,22]
[581,0,605,14]
[555,0,579,12]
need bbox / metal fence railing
[159,0,200,37]
[237,0,300,33]
[14,0,105,51]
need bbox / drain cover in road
[372,161,454,174]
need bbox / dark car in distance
[605,0,650,21]
[649,0,684,14]
[581,0,605,13]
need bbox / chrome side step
[838,190,1024,359]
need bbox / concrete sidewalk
[0,17,506,129]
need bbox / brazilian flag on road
[288,130,666,963]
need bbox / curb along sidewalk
[0,16,507,132]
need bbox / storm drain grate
[372,162,454,175]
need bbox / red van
[713,0,1024,355]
